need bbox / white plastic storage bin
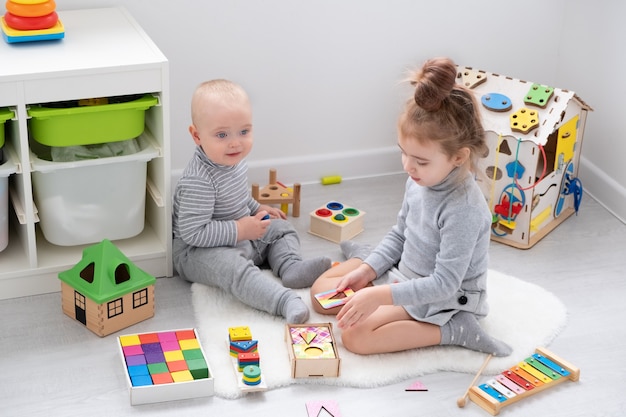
[0,156,18,252]
[31,139,159,246]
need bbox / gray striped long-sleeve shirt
[173,146,260,247]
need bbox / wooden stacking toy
[228,326,267,392]
[1,0,64,43]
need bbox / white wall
[557,0,626,223]
[55,0,625,223]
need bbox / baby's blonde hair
[398,57,487,174]
[190,79,249,126]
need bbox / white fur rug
[191,269,567,399]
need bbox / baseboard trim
[172,145,403,188]
[579,155,626,224]
[171,150,625,226]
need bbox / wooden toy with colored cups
[309,201,365,243]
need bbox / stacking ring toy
[3,11,58,30]
[5,0,56,17]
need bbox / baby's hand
[258,205,287,220]
[236,211,270,242]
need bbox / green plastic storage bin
[27,94,158,147]
[0,107,14,149]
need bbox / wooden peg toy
[252,168,301,217]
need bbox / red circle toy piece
[5,0,56,17]
[315,208,332,217]
[3,11,58,31]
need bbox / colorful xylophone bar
[467,347,580,415]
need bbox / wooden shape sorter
[456,65,592,249]
[467,347,580,415]
[309,202,365,243]
[286,323,341,378]
[117,329,214,405]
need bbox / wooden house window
[107,298,123,318]
[74,291,86,310]
[133,289,149,308]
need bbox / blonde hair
[398,57,487,174]
[190,79,250,126]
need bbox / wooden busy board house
[458,66,592,249]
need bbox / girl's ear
[189,125,201,145]
[453,147,471,167]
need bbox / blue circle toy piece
[481,93,512,112]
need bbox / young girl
[310,57,512,357]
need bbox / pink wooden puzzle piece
[306,400,341,417]
[405,380,428,391]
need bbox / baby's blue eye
[240,129,250,136]
[217,132,227,139]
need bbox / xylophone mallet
[457,354,493,408]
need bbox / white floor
[1,174,625,417]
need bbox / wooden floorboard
[1,174,624,416]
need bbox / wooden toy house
[457,66,592,249]
[58,239,156,337]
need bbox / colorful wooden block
[182,349,204,361]
[228,326,252,342]
[117,329,213,405]
[171,370,194,383]
[176,329,197,340]
[163,350,184,362]
[179,338,200,350]
[309,201,365,243]
[151,373,174,385]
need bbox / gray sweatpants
[173,219,302,317]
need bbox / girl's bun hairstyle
[400,57,488,175]
[411,57,458,112]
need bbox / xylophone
[465,347,580,415]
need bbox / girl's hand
[258,205,287,220]
[336,285,390,329]
[236,211,271,241]
[336,263,376,292]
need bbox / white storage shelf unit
[0,7,172,300]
